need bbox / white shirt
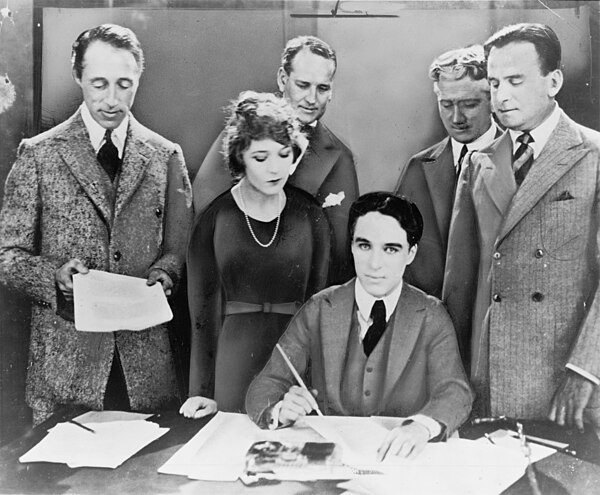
[450,121,498,172]
[508,102,561,159]
[80,103,128,159]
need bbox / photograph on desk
[1,1,600,495]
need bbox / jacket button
[532,292,544,302]
[492,293,502,302]
[364,390,371,397]
[155,208,162,218]
[366,367,373,373]
[493,252,501,260]
[113,251,122,261]
[534,249,544,258]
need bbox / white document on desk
[299,416,391,467]
[158,411,345,481]
[19,414,168,468]
[73,269,173,332]
[338,438,531,495]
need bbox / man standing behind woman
[180,92,331,418]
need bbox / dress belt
[224,301,301,316]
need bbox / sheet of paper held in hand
[19,411,168,469]
[73,269,173,332]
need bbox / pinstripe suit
[443,111,600,419]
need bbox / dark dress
[187,185,331,412]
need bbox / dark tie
[300,123,316,141]
[513,132,534,187]
[97,129,121,182]
[456,144,468,177]
[363,300,387,357]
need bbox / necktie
[513,132,534,187]
[456,144,468,177]
[363,300,387,357]
[300,123,316,141]
[97,129,121,182]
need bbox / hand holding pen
[276,344,323,425]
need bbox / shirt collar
[80,103,129,159]
[508,102,561,159]
[450,120,497,167]
[354,277,403,325]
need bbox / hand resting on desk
[179,396,217,419]
[377,421,430,460]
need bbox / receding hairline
[285,46,336,77]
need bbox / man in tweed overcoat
[0,25,192,424]
[443,23,600,432]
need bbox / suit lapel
[476,132,517,218]
[321,281,355,413]
[422,139,456,245]
[56,111,113,225]
[498,114,588,242]
[291,121,341,196]
[382,286,425,404]
[115,116,153,216]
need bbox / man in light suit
[443,23,600,431]
[192,36,359,284]
[395,45,500,307]
[0,24,192,424]
[247,192,472,459]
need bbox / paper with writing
[73,270,173,332]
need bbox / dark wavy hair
[222,91,304,179]
[280,35,337,76]
[71,24,144,79]
[348,192,423,248]
[429,45,488,82]
[484,23,561,75]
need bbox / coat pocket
[540,200,586,260]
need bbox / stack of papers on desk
[337,428,558,495]
[19,411,168,468]
[159,412,349,481]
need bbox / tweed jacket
[245,279,473,433]
[443,112,600,419]
[192,121,359,284]
[0,109,193,418]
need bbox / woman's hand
[179,396,218,419]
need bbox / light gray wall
[40,3,596,193]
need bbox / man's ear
[73,69,82,88]
[276,67,288,93]
[547,69,563,98]
[406,244,418,265]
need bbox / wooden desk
[1,410,599,494]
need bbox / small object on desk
[509,434,577,457]
[68,419,95,434]
[516,422,543,495]
[275,343,323,416]
[471,415,507,424]
[484,433,496,445]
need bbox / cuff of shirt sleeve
[566,363,600,386]
[407,414,442,440]
[268,401,283,430]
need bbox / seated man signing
[246,192,473,459]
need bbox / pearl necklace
[239,184,282,248]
